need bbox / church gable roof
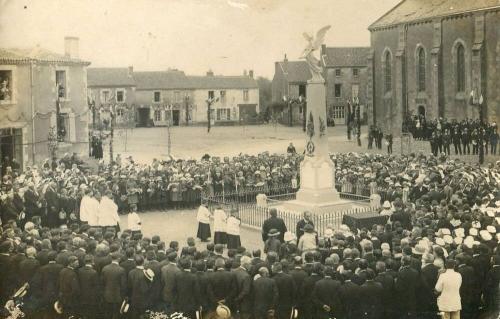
[369,0,500,30]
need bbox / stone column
[295,77,340,205]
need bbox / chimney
[127,66,133,77]
[64,36,79,59]
[243,69,247,76]
[321,44,327,56]
[249,70,254,78]
[284,53,288,62]
[206,69,214,77]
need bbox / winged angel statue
[300,25,331,81]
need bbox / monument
[283,26,353,212]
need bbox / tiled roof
[278,61,312,83]
[322,47,370,67]
[370,0,500,30]
[133,71,258,90]
[0,47,90,65]
[186,75,258,89]
[87,68,136,87]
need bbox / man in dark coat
[233,257,253,319]
[360,270,384,319]
[0,241,14,305]
[37,251,63,317]
[300,263,323,319]
[418,253,439,318]
[312,267,342,319]
[272,262,296,319]
[58,256,80,316]
[119,247,137,275]
[101,252,127,319]
[145,252,162,310]
[456,253,478,319]
[295,211,314,243]
[262,208,287,243]
[395,256,419,317]
[172,258,201,318]
[253,267,279,319]
[128,255,152,319]
[207,258,236,311]
[374,261,396,319]
[44,181,60,228]
[339,271,362,319]
[160,252,181,311]
[77,254,101,318]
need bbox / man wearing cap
[262,208,287,243]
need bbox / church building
[368,0,500,134]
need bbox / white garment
[196,205,211,224]
[85,197,100,226]
[226,216,241,236]
[98,196,120,227]
[213,209,227,232]
[435,269,462,312]
[127,212,141,231]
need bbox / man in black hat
[101,252,127,319]
[262,208,287,243]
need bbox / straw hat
[120,299,130,314]
[54,301,63,314]
[216,304,231,319]
[143,269,155,282]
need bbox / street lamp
[469,83,485,164]
[206,96,219,133]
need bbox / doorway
[0,128,22,176]
[137,108,150,127]
[418,105,426,117]
[172,110,180,126]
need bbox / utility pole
[109,104,115,172]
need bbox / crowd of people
[0,149,499,318]
[405,116,498,157]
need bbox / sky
[0,0,400,78]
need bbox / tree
[256,76,272,120]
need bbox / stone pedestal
[283,77,344,212]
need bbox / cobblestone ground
[119,209,264,252]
